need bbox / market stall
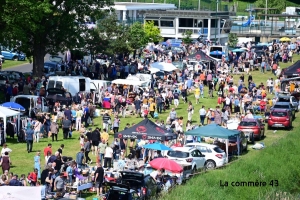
[0,107,21,145]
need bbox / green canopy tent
[185,124,240,161]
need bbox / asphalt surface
[3,54,52,73]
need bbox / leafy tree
[128,22,147,58]
[1,0,112,76]
[182,30,193,44]
[97,14,132,56]
[228,33,238,47]
[255,0,285,14]
[144,21,163,43]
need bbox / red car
[268,109,292,130]
[237,118,265,140]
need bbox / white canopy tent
[149,68,160,74]
[0,107,21,143]
[112,79,147,86]
[151,62,178,72]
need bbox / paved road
[3,54,52,73]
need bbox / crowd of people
[0,39,299,199]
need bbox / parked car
[237,118,265,140]
[118,171,160,200]
[254,50,266,63]
[1,71,25,81]
[0,54,5,63]
[103,182,141,200]
[268,109,293,130]
[184,143,227,169]
[166,147,206,173]
[272,102,295,118]
[228,131,248,153]
[277,94,299,112]
[1,50,26,61]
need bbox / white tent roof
[112,79,147,86]
[151,62,178,72]
[0,106,21,143]
[0,107,21,117]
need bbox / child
[79,134,85,148]
[143,107,149,118]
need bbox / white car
[166,147,206,173]
[184,143,227,169]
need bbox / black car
[117,171,161,199]
[104,182,141,200]
[255,50,266,63]
[0,70,25,81]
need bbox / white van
[47,76,96,96]
[11,95,49,117]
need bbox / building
[144,10,232,44]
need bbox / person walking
[103,144,114,169]
[199,105,206,125]
[112,115,120,134]
[98,140,107,165]
[76,148,85,169]
[34,151,41,179]
[75,108,83,131]
[91,128,101,155]
[95,162,104,197]
[50,119,59,142]
[0,151,11,173]
[84,138,92,164]
[33,119,42,143]
[62,117,71,139]
[25,125,34,153]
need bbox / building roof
[103,2,177,11]
[144,10,230,18]
[258,14,300,17]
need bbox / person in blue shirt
[83,105,90,127]
[76,148,85,169]
[25,126,34,153]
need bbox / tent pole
[226,139,229,163]
[18,114,20,137]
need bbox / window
[192,150,202,157]
[274,105,289,109]
[197,146,208,153]
[160,20,173,27]
[213,147,224,153]
[179,18,193,27]
[271,112,287,117]
[167,151,189,158]
[239,121,257,126]
[146,20,158,26]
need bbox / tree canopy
[0,0,112,76]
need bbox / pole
[214,1,219,45]
[265,0,267,26]
[178,0,181,10]
[198,0,201,11]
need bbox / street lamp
[214,0,219,45]
[265,0,268,27]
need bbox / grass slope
[2,60,28,69]
[4,54,300,200]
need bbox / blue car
[1,50,26,61]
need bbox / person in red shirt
[28,168,38,186]
[43,143,52,163]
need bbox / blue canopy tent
[171,43,181,47]
[210,51,225,56]
[232,48,245,53]
[143,143,172,151]
[1,102,25,112]
[185,124,240,160]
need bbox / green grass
[4,54,300,200]
[2,60,29,69]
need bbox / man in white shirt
[199,106,206,125]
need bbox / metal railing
[230,25,299,36]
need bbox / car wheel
[205,160,216,170]
[192,166,197,174]
[250,133,255,144]
[267,125,271,130]
[13,56,18,61]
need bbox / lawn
[4,54,300,200]
[2,60,29,69]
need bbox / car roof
[185,143,218,148]
[172,147,196,152]
[14,95,40,99]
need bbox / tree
[182,30,193,44]
[255,0,285,14]
[228,33,238,47]
[128,22,147,58]
[144,21,163,43]
[1,0,112,76]
[97,14,132,56]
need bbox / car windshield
[239,121,257,126]
[271,111,287,117]
[274,104,289,109]
[167,151,189,158]
[278,97,289,102]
